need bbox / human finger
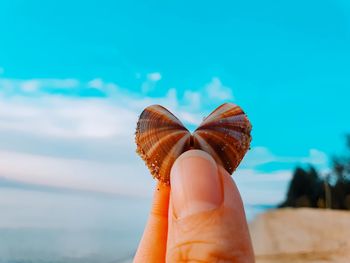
[166,150,254,262]
[134,182,170,263]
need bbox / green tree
[280,134,350,210]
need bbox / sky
[0,0,350,235]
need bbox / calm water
[0,188,272,262]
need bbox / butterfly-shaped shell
[135,103,252,184]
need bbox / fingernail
[170,150,222,219]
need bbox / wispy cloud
[0,75,324,206]
[179,77,234,113]
[242,146,329,171]
[0,76,205,197]
[0,148,292,205]
[21,80,41,92]
[87,78,120,95]
[0,96,137,138]
[183,90,201,110]
[0,150,150,197]
[147,72,162,81]
[141,72,162,93]
[205,77,233,100]
[0,78,81,94]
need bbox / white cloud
[147,72,162,81]
[302,149,328,166]
[164,88,178,109]
[242,146,329,171]
[205,77,233,100]
[88,78,104,89]
[0,147,291,205]
[41,78,80,89]
[176,111,202,126]
[0,75,328,206]
[87,78,119,94]
[0,96,137,138]
[0,78,80,93]
[242,146,276,167]
[184,90,201,110]
[0,150,151,197]
[234,168,292,205]
[0,80,201,198]
[21,80,40,92]
[141,72,162,93]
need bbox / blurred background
[1,0,350,262]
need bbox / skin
[134,150,255,263]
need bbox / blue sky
[1,0,350,214]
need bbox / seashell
[135,103,252,184]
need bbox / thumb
[166,150,255,262]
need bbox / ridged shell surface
[135,103,252,184]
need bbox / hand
[134,150,255,262]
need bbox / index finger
[134,182,170,262]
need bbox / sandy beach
[249,208,350,263]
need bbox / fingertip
[170,150,222,219]
[172,149,217,169]
[166,164,255,262]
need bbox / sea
[0,188,273,263]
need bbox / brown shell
[135,103,252,184]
